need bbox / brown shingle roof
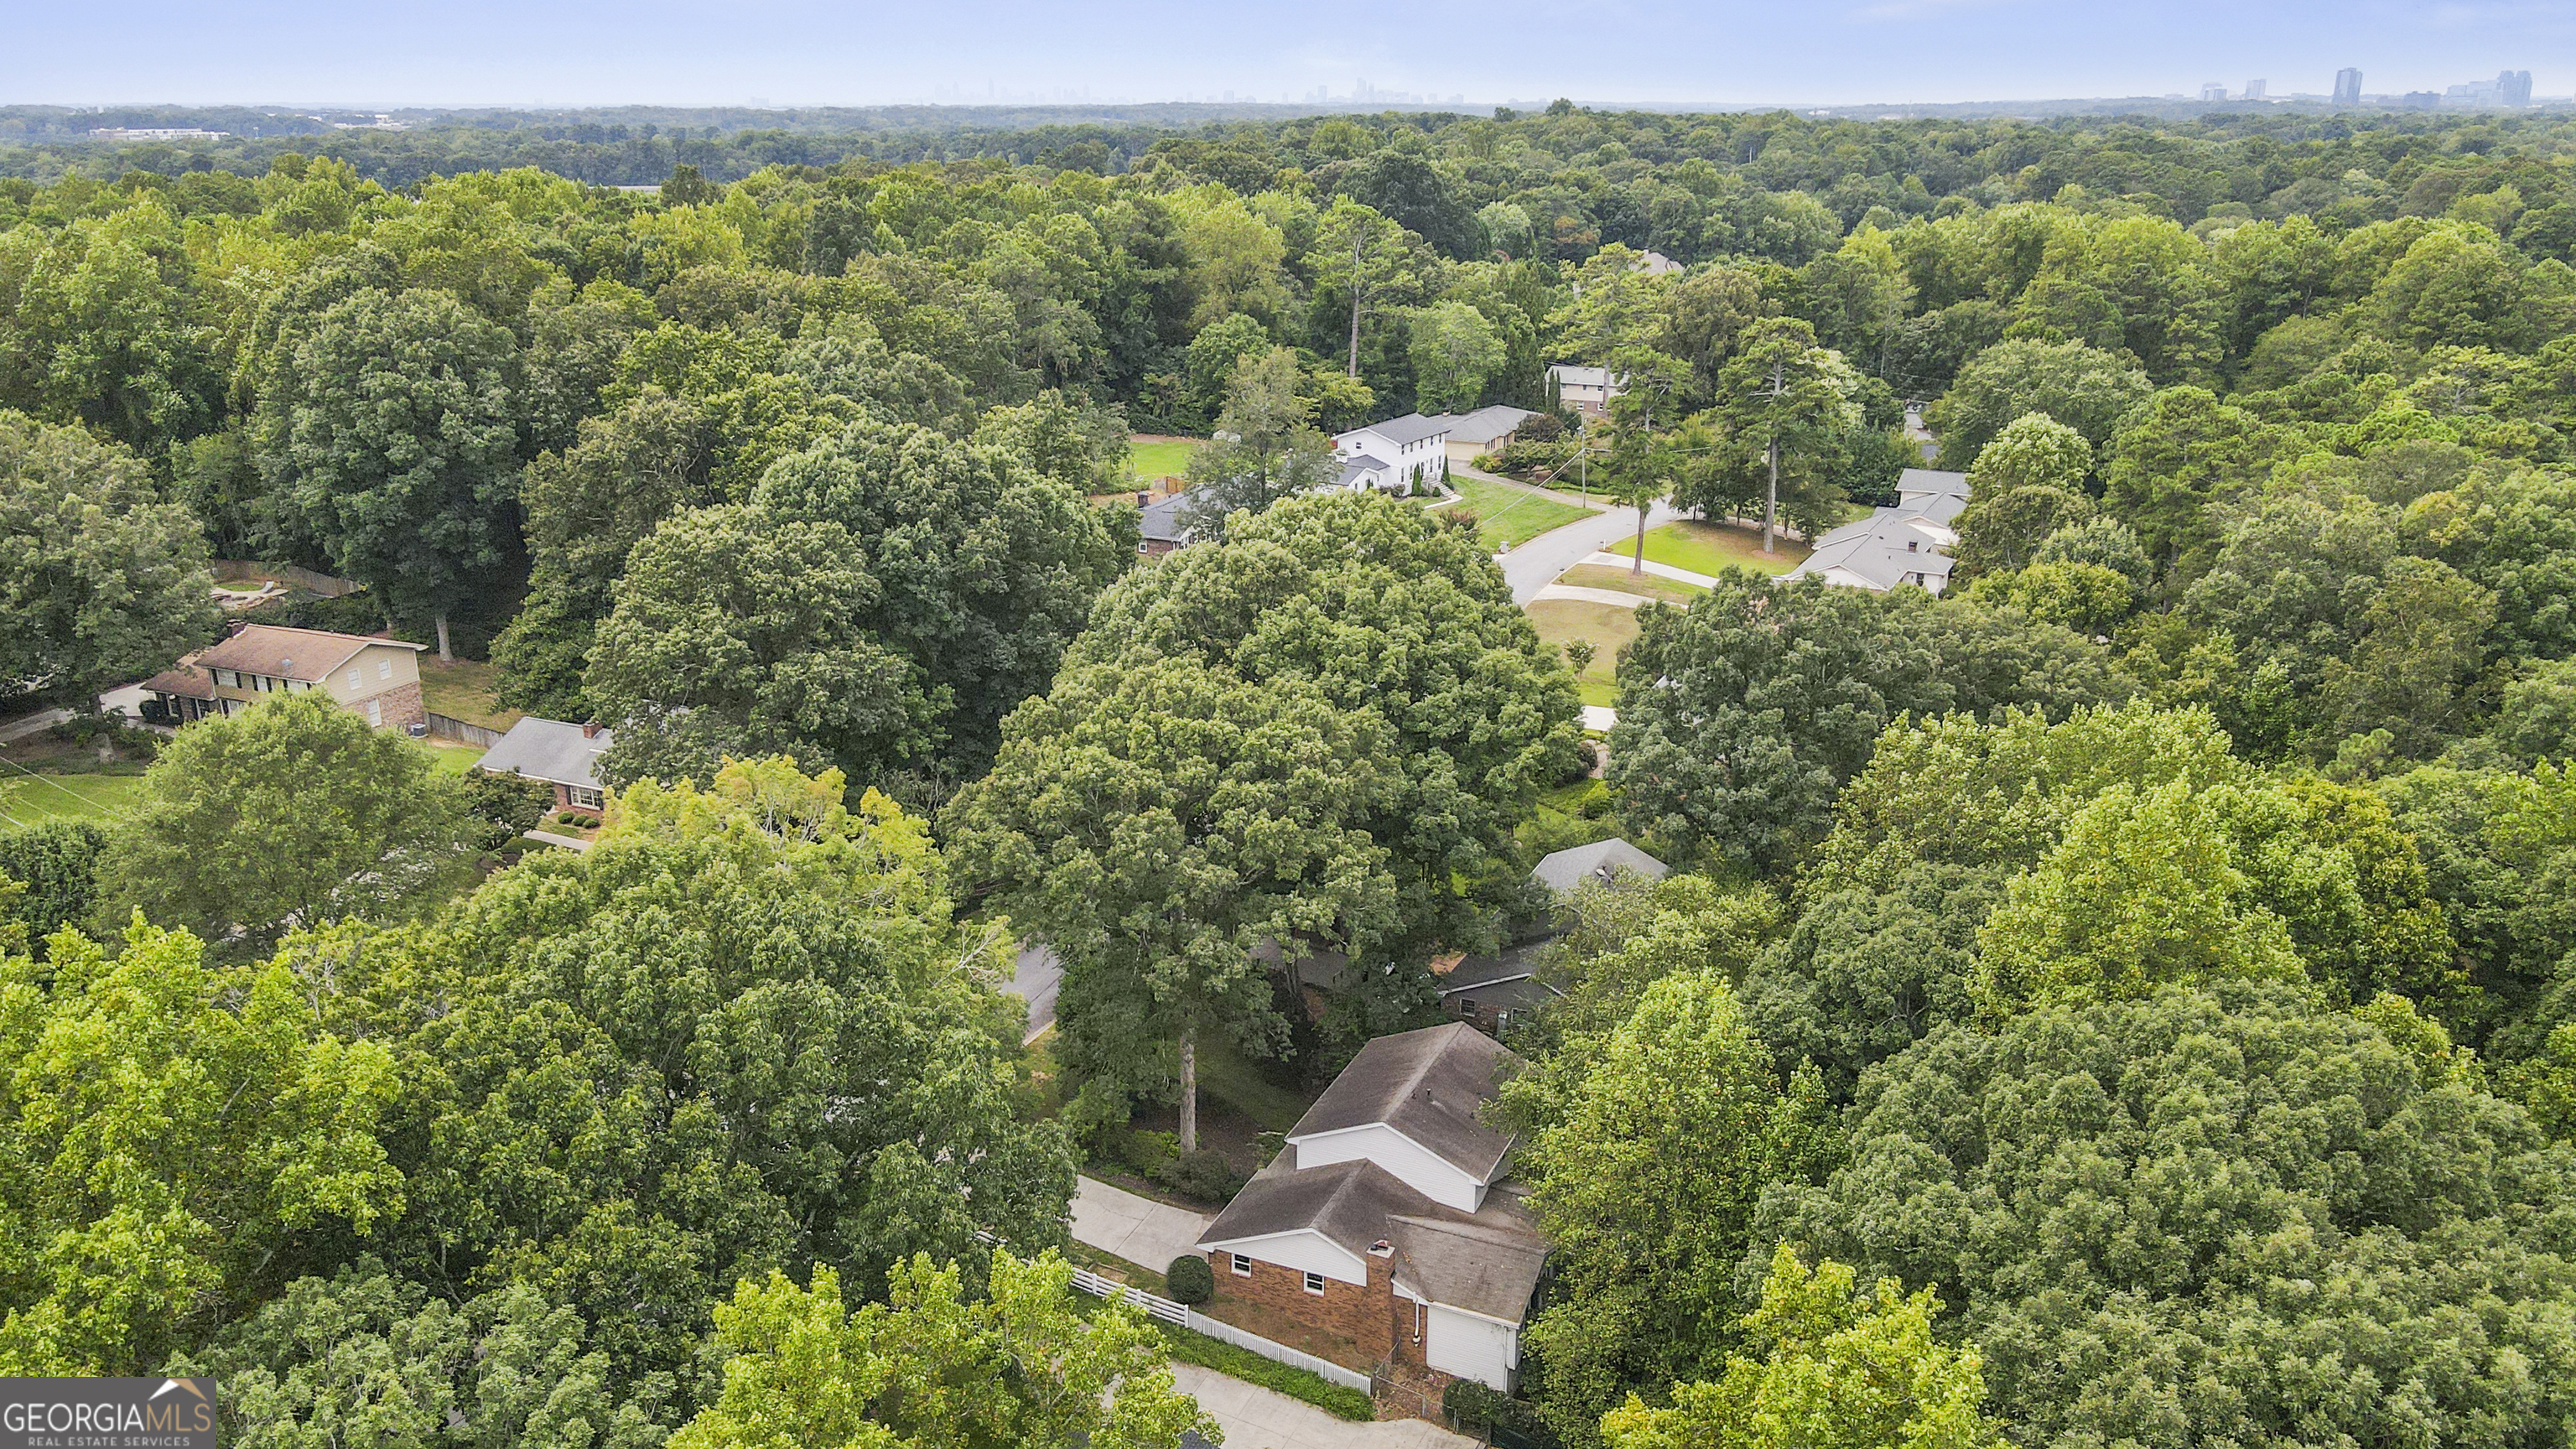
[195,625,422,682]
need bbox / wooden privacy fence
[426,713,505,749]
[1065,1269,1373,1392]
[213,560,362,597]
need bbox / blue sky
[5,0,2571,108]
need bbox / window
[569,786,605,811]
[377,657,393,681]
[214,669,236,688]
[1231,1254,1253,1278]
[365,699,383,727]
[1302,1270,1326,1296]
[348,667,363,691]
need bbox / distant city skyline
[3,0,2568,110]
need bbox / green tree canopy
[1926,339,2152,471]
[258,287,522,654]
[1599,1245,2001,1449]
[0,922,402,1374]
[1764,983,2576,1449]
[0,410,218,702]
[667,1253,1213,1449]
[94,693,480,951]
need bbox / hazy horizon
[6,0,2569,112]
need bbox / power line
[0,752,127,819]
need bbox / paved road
[1006,941,1062,1044]
[1070,1175,1212,1275]
[1173,1364,1475,1449]
[1501,500,1680,605]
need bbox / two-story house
[1195,1022,1547,1393]
[1332,414,1452,494]
[143,624,429,730]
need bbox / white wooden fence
[1067,1268,1373,1392]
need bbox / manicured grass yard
[0,770,152,827]
[1449,475,1595,550]
[416,740,484,776]
[1195,1038,1318,1134]
[1129,437,1200,480]
[1639,518,1810,578]
[1559,562,1706,606]
[1525,597,1642,707]
[415,657,523,732]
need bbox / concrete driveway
[1071,1175,1212,1275]
[1501,500,1680,605]
[1173,1364,1475,1449]
[1006,941,1062,1044]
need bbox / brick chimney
[581,720,602,739]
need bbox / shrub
[1166,1254,1214,1305]
[1444,1378,1557,1443]
[1150,1147,1245,1204]
[1115,1128,1179,1177]
[463,771,555,834]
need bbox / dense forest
[5,100,2576,1449]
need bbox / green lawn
[1129,438,1199,481]
[1639,519,1810,578]
[0,771,153,827]
[416,657,523,732]
[1448,475,1596,550]
[1196,1038,1316,1134]
[1559,562,1706,605]
[1525,597,1642,707]
[416,740,484,776]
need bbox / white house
[1333,414,1452,494]
[1780,468,1971,595]
[1195,1023,1547,1392]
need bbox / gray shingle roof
[1140,486,1211,546]
[1389,1206,1549,1322]
[1530,837,1670,895]
[1426,406,1538,445]
[474,716,613,790]
[1286,1022,1518,1184]
[1787,507,1958,593]
[1341,413,1452,448]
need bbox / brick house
[143,625,428,731]
[1196,1022,1547,1392]
[471,716,615,817]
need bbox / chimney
[581,720,602,739]
[1135,490,1151,506]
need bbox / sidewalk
[1579,551,1721,588]
[1070,1175,1212,1275]
[1172,1364,1476,1449]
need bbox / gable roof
[1426,405,1538,445]
[1389,1206,1549,1322]
[197,624,422,682]
[1339,413,1451,448]
[1898,467,1971,499]
[475,716,613,790]
[1530,837,1670,895]
[1786,506,1959,593]
[1139,486,1213,546]
[1197,1156,1550,1323]
[1286,1021,1518,1184]
[1548,364,1616,388]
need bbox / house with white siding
[1194,1023,1546,1393]
[1332,414,1452,494]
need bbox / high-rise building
[2334,68,2362,105]
[2243,79,2267,101]
[2200,82,2228,101]
[2501,70,2534,106]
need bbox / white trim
[1285,1120,1509,1188]
[1192,1228,1369,1284]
